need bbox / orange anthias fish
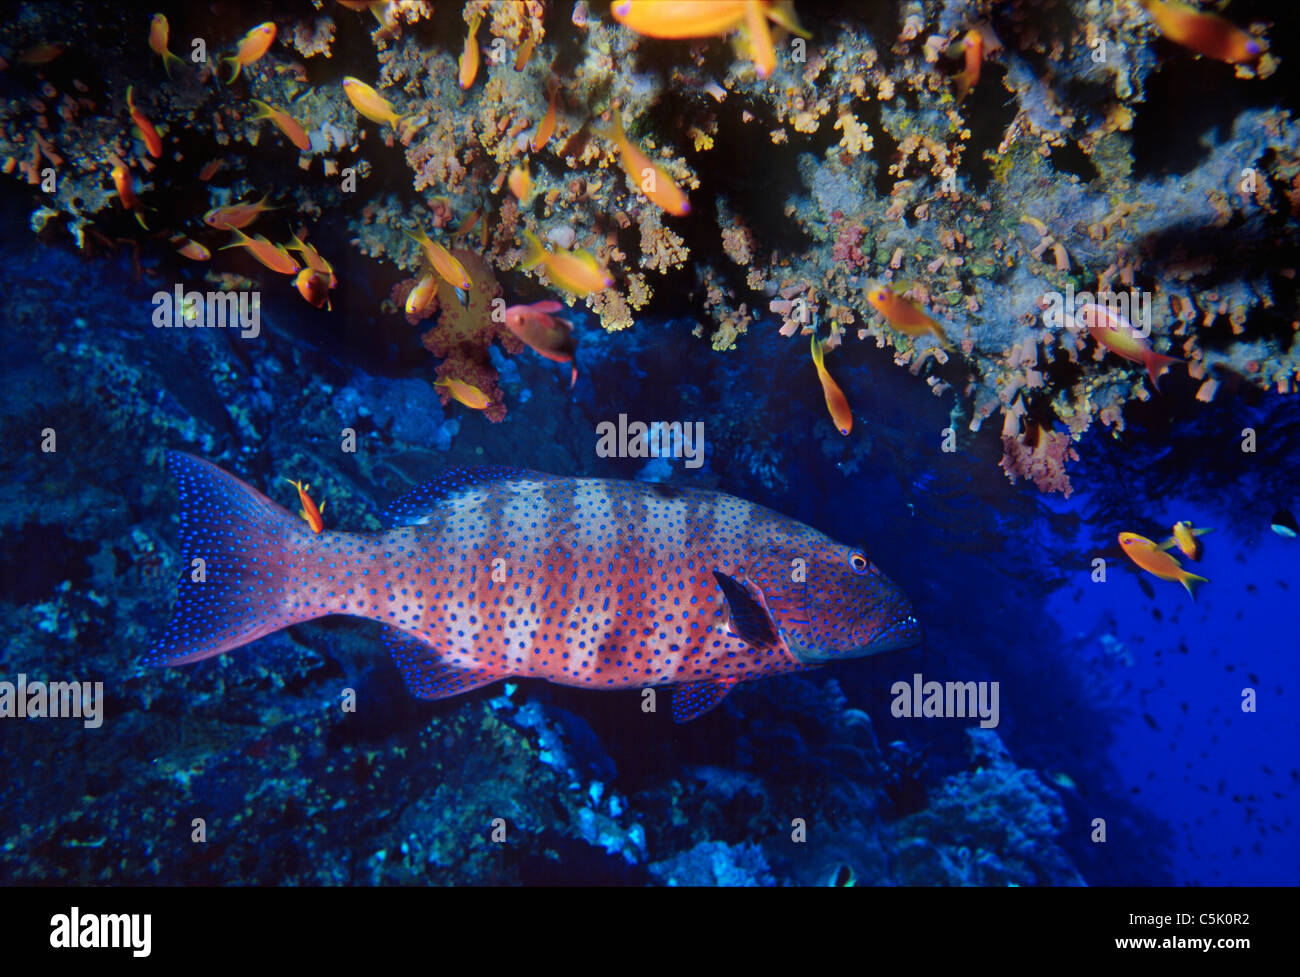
[127,86,163,159]
[953,28,983,99]
[222,22,277,83]
[612,1,807,77]
[405,273,439,318]
[220,227,301,275]
[203,192,278,230]
[109,156,148,228]
[249,99,311,151]
[295,269,332,310]
[1139,0,1262,65]
[407,227,472,292]
[741,0,776,78]
[1159,521,1212,561]
[198,159,224,181]
[171,234,210,261]
[514,36,536,71]
[16,43,64,66]
[149,13,185,78]
[530,80,558,152]
[503,300,579,387]
[599,114,690,217]
[508,162,533,205]
[522,229,612,297]
[866,286,953,349]
[1074,302,1182,390]
[342,77,408,133]
[435,377,491,410]
[459,13,482,90]
[450,209,482,243]
[336,0,389,22]
[284,479,325,534]
[287,233,337,287]
[612,1,752,38]
[810,334,852,436]
[1118,532,1208,598]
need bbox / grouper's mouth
[785,613,925,664]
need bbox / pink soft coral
[999,424,1079,496]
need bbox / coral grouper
[147,453,923,721]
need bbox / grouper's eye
[849,551,869,574]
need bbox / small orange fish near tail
[284,479,325,533]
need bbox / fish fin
[381,467,558,526]
[1193,527,1213,537]
[810,333,825,370]
[953,70,973,101]
[162,50,184,79]
[672,678,736,723]
[743,0,775,78]
[248,98,274,120]
[221,55,241,84]
[1144,351,1183,391]
[766,0,812,39]
[1181,572,1209,600]
[530,300,564,314]
[1156,536,1178,551]
[218,229,251,250]
[144,452,320,667]
[380,626,507,700]
[711,570,785,653]
[569,362,578,389]
[521,229,546,270]
[134,210,149,230]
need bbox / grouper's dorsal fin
[382,466,556,526]
[711,570,786,654]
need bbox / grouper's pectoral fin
[667,571,790,722]
[380,626,508,701]
[672,679,736,723]
[711,570,788,655]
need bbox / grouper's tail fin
[144,451,322,667]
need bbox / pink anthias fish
[146,453,923,721]
[1073,302,1183,390]
[503,300,578,388]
